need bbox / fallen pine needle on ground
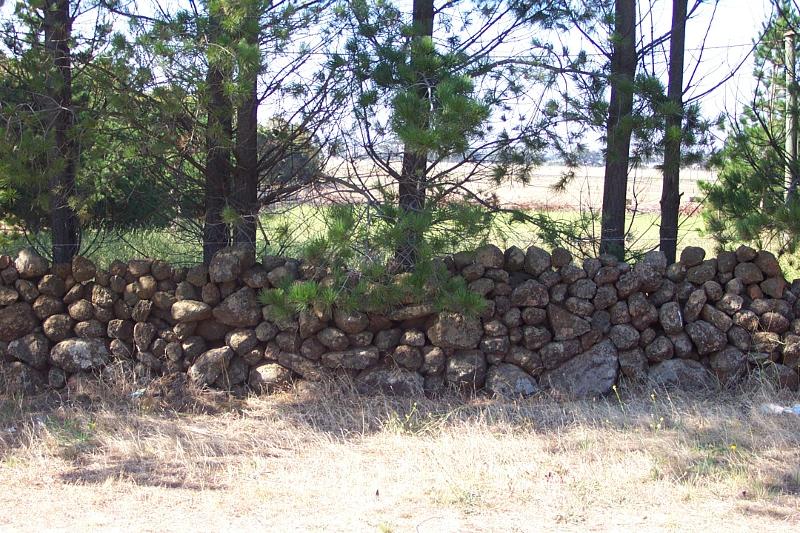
[0,377,798,532]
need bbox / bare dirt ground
[1,376,798,532]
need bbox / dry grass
[1,376,799,532]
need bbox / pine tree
[0,1,164,258]
[114,0,334,263]
[704,2,800,255]
[334,0,562,270]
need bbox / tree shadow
[59,457,228,490]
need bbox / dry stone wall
[1,243,799,399]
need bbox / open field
[1,379,799,532]
[324,161,714,212]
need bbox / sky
[680,0,773,119]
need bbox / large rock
[181,336,207,361]
[0,302,38,342]
[717,293,743,315]
[648,359,718,391]
[510,279,549,307]
[659,302,683,334]
[393,345,423,370]
[686,260,717,285]
[106,318,133,341]
[445,349,487,388]
[540,339,618,398]
[238,264,267,289]
[539,340,581,369]
[685,320,727,355]
[298,310,327,338]
[355,366,424,396]
[547,304,590,340]
[609,324,640,350]
[628,292,658,330]
[91,285,114,308]
[188,346,233,385]
[249,363,292,393]
[14,248,48,279]
[277,352,328,381]
[426,313,482,350]
[475,244,505,269]
[618,348,648,381]
[499,346,538,375]
[701,304,733,332]
[171,300,212,322]
[43,314,73,342]
[208,245,256,283]
[133,322,156,352]
[317,327,349,350]
[387,303,436,321]
[683,289,707,322]
[524,246,551,276]
[2,362,45,395]
[710,346,747,385]
[128,258,152,277]
[641,250,668,274]
[71,256,96,282]
[7,333,50,369]
[321,346,380,369]
[485,363,539,397]
[0,286,19,306]
[50,338,110,373]
[680,246,705,267]
[75,320,106,339]
[212,287,261,327]
[225,328,259,356]
[420,346,446,375]
[734,262,763,285]
[333,308,369,334]
[754,250,781,277]
[761,277,787,299]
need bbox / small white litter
[760,403,800,415]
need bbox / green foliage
[703,120,799,253]
[258,262,486,318]
[704,3,800,255]
[0,2,182,250]
[435,277,488,317]
[258,203,492,317]
[336,0,567,270]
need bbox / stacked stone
[1,242,799,399]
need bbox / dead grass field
[325,160,715,211]
[1,375,799,533]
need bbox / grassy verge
[0,378,798,531]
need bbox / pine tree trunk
[395,0,434,272]
[660,0,687,264]
[233,76,259,252]
[599,0,637,260]
[203,12,233,264]
[44,0,80,263]
[232,5,259,253]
